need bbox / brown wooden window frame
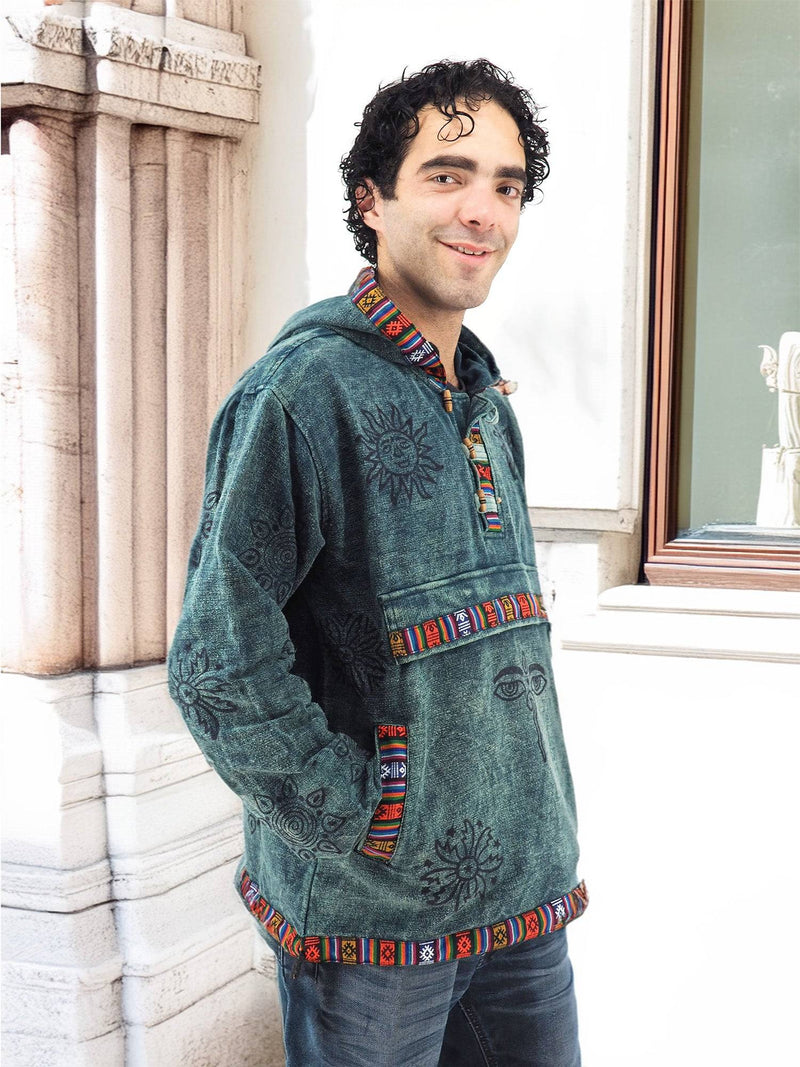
[645,0,800,591]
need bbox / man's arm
[167,385,380,860]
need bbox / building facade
[2,1,798,1064]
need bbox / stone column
[91,114,136,668]
[131,125,168,662]
[3,113,83,675]
[1,4,278,1065]
[165,128,212,634]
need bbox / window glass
[677,0,800,543]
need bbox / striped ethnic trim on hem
[388,591,547,660]
[239,869,588,966]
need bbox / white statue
[756,330,800,527]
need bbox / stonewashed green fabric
[167,290,584,962]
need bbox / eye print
[493,674,525,702]
[492,664,549,762]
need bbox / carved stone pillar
[3,112,83,675]
[130,125,168,662]
[1,5,279,1065]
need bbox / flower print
[322,611,388,695]
[237,509,297,602]
[250,776,348,861]
[493,662,549,762]
[188,489,221,568]
[168,646,235,741]
[358,404,443,506]
[421,819,503,909]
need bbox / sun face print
[358,404,443,506]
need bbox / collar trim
[350,266,447,385]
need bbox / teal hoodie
[168,280,586,967]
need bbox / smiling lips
[442,240,497,258]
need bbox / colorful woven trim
[388,591,547,660]
[239,869,588,967]
[240,872,305,957]
[465,423,502,533]
[350,267,447,384]
[360,725,408,861]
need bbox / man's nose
[456,183,497,230]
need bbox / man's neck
[374,270,463,386]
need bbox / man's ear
[357,179,381,233]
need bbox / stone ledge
[2,858,111,912]
[598,583,800,618]
[5,6,259,88]
[560,584,800,662]
[2,3,260,133]
[530,505,639,535]
[109,813,243,899]
[125,968,281,1066]
[0,1027,124,1067]
[2,961,121,1043]
[120,920,254,1026]
[2,900,121,970]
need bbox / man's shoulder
[240,293,383,399]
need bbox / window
[646,0,800,589]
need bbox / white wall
[242,0,648,514]
[558,590,800,1066]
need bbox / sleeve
[497,394,526,484]
[167,385,381,860]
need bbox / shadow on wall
[239,0,315,369]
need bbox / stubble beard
[403,246,503,317]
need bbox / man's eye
[493,679,524,702]
[432,174,457,184]
[499,185,522,199]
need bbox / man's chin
[449,283,494,312]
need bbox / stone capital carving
[6,11,84,55]
[5,8,261,91]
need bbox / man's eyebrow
[496,165,527,184]
[418,155,526,184]
[418,154,477,174]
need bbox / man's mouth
[442,242,494,258]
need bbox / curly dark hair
[340,59,549,264]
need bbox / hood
[268,292,504,396]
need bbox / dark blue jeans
[277,928,580,1066]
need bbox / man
[168,59,586,1066]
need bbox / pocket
[359,724,408,863]
[379,563,547,664]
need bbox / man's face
[362,99,527,322]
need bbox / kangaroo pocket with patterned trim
[380,563,548,662]
[272,565,581,949]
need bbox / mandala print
[248,776,349,861]
[322,611,388,695]
[358,404,443,506]
[169,645,235,741]
[330,734,369,785]
[237,509,297,602]
[493,663,549,762]
[421,819,503,909]
[189,489,221,568]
